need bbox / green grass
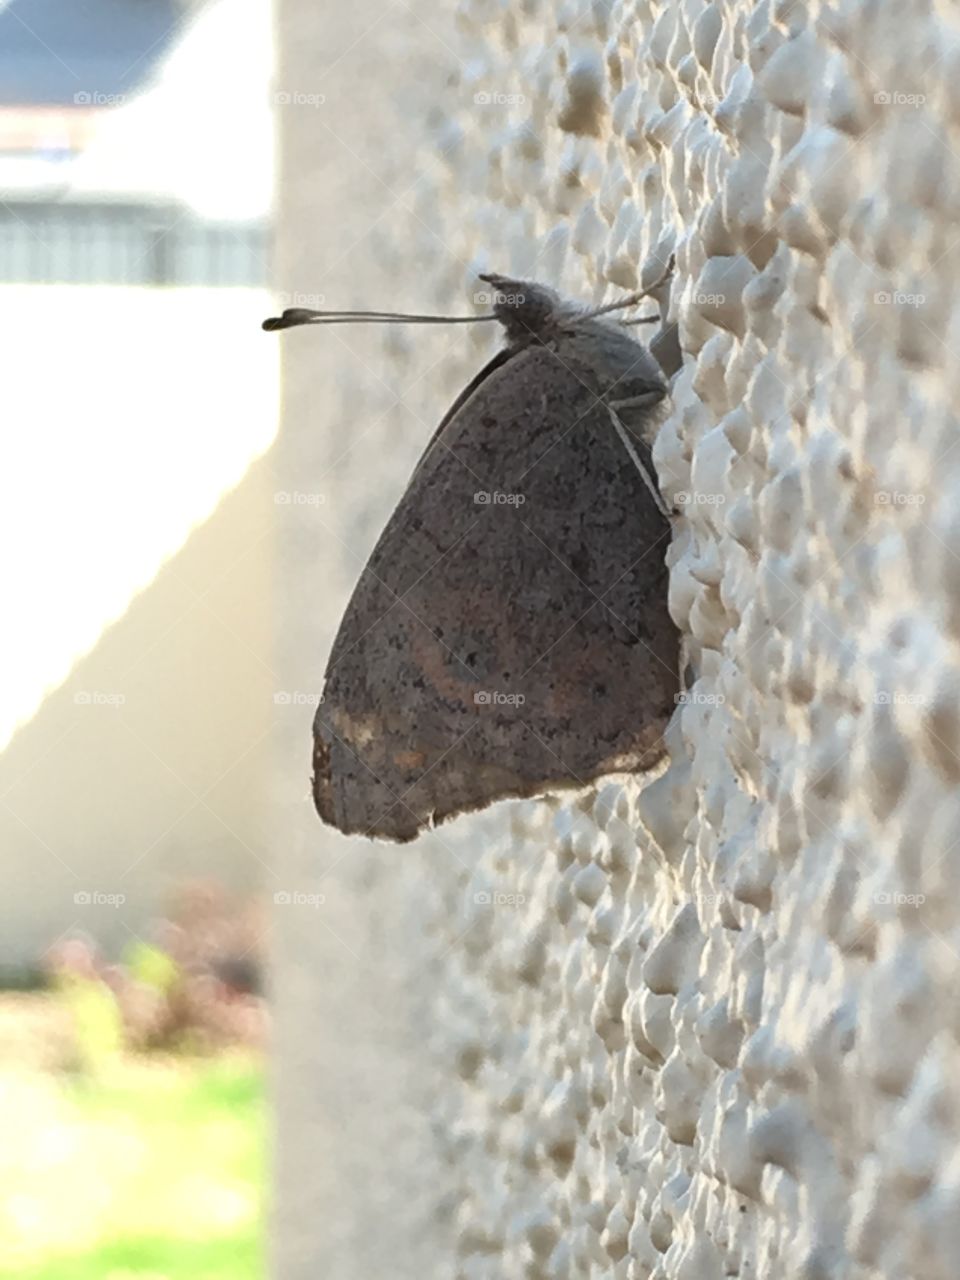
[8,1236,259,1280]
[0,1055,264,1279]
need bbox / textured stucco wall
[273,1,960,1277]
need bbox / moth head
[478,271,666,350]
[478,273,577,346]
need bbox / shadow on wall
[0,456,276,972]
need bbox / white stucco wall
[273,2,960,1277]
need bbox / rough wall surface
[274,1,960,1278]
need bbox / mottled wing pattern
[313,340,678,841]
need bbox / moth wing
[313,342,678,841]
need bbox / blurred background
[0,0,274,1274]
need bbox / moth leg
[609,391,666,411]
[607,402,672,518]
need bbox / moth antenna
[576,254,676,325]
[262,308,501,332]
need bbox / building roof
[0,0,181,106]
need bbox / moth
[264,267,680,842]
